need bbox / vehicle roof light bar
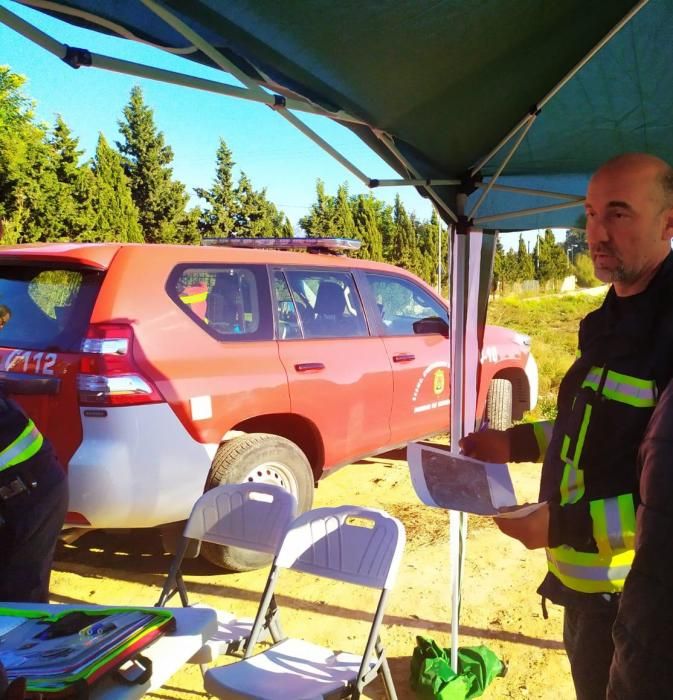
[201,237,362,253]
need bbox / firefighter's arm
[493,503,550,549]
[508,421,554,463]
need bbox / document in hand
[407,441,518,515]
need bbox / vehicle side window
[283,269,368,339]
[273,271,302,339]
[171,266,267,340]
[365,272,448,336]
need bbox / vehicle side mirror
[413,316,449,336]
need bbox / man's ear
[663,208,673,242]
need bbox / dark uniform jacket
[608,379,673,698]
[0,395,68,602]
[508,252,673,609]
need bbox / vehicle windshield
[0,266,102,351]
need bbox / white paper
[407,441,518,515]
[493,502,546,519]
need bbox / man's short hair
[659,165,673,208]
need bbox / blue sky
[0,2,439,231]
[0,2,565,248]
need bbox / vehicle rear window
[169,265,273,341]
[0,266,102,351]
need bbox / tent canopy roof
[6,0,671,229]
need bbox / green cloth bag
[410,636,507,699]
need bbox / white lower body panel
[67,404,216,528]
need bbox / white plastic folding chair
[156,482,297,666]
[204,504,406,700]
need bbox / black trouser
[563,603,618,700]
[0,453,68,602]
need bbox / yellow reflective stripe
[560,464,585,505]
[590,496,637,557]
[180,292,208,304]
[546,546,633,594]
[618,494,636,550]
[573,403,592,466]
[581,366,657,407]
[532,421,553,459]
[0,420,44,472]
[590,500,611,557]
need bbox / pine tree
[390,195,419,273]
[195,138,237,237]
[299,180,341,237]
[90,134,143,243]
[235,172,292,238]
[0,67,51,243]
[537,228,569,289]
[116,86,189,243]
[515,233,535,281]
[48,115,96,240]
[351,194,383,260]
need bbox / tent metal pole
[479,183,584,201]
[375,132,459,222]
[474,199,583,225]
[0,3,365,124]
[468,115,536,219]
[275,108,371,185]
[536,0,650,111]
[372,178,461,188]
[471,0,650,178]
[139,0,366,126]
[0,3,68,55]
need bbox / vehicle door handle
[392,353,415,363]
[294,363,325,372]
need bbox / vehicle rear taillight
[78,323,164,406]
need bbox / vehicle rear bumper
[66,404,216,528]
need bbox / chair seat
[204,638,372,699]
[189,607,256,664]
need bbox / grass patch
[487,292,606,421]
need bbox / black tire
[486,378,513,431]
[201,433,314,572]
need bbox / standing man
[607,377,673,697]
[460,153,673,699]
[0,390,69,602]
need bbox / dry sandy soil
[49,455,574,699]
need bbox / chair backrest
[206,274,244,328]
[274,505,405,590]
[313,281,346,320]
[183,483,297,555]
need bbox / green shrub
[487,292,605,422]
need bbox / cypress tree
[195,138,237,237]
[90,134,143,243]
[116,86,189,243]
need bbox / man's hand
[459,429,511,462]
[492,502,549,549]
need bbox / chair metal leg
[377,638,397,700]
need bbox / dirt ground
[50,455,574,699]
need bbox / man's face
[584,160,673,294]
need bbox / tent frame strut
[0,0,651,228]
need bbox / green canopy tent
[2,0,670,675]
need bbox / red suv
[0,240,537,569]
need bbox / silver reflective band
[604,500,627,550]
[0,424,41,471]
[548,554,631,582]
